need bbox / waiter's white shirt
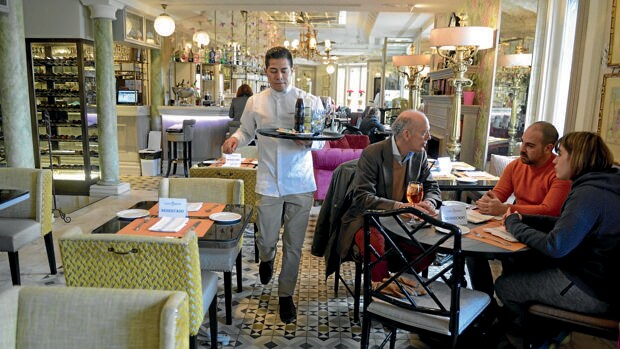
[232,86,324,197]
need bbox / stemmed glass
[406,181,423,224]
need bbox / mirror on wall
[487,0,538,159]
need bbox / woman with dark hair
[228,84,253,134]
[496,132,619,324]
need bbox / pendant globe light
[154,4,175,37]
[193,21,210,46]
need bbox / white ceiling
[119,0,537,59]
[119,0,463,57]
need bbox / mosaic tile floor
[0,176,615,348]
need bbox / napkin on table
[149,217,189,232]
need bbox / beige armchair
[0,168,55,285]
[59,228,218,349]
[159,177,244,325]
[0,286,188,349]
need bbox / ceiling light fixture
[283,25,329,61]
[154,4,175,37]
[193,21,210,46]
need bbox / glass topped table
[92,201,253,249]
[0,189,30,210]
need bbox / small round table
[256,128,344,141]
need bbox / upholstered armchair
[0,286,188,349]
[159,177,244,325]
[59,228,218,349]
[0,168,55,285]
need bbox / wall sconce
[154,4,175,37]
[326,64,335,75]
[430,25,494,161]
[392,54,431,111]
[498,51,532,154]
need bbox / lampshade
[429,26,494,50]
[392,54,431,67]
[326,64,335,74]
[154,5,175,37]
[193,30,210,46]
[498,53,532,67]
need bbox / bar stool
[166,119,196,177]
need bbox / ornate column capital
[80,0,124,20]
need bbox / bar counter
[158,106,230,163]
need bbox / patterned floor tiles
[1,177,615,349]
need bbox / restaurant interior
[0,0,619,348]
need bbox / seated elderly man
[338,110,441,281]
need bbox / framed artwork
[609,0,620,65]
[597,74,620,161]
[0,0,8,13]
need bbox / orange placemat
[148,203,226,218]
[117,218,213,238]
[466,221,527,251]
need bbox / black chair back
[360,207,490,349]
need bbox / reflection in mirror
[488,0,538,160]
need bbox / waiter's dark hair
[265,47,293,69]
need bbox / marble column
[85,3,129,195]
[0,0,35,168]
[150,49,163,131]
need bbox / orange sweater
[492,155,571,216]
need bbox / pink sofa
[312,134,370,201]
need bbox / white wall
[23,0,94,40]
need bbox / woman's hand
[502,208,522,226]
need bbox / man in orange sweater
[476,121,571,216]
[469,121,571,300]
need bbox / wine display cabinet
[26,38,99,195]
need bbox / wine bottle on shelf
[209,47,215,63]
[188,47,194,62]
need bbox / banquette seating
[311,134,370,201]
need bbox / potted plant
[463,73,478,105]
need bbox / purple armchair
[312,134,370,201]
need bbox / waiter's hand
[294,139,312,148]
[222,137,239,154]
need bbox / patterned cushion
[59,230,208,337]
[0,286,188,349]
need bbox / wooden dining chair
[525,303,619,347]
[360,207,491,349]
[159,177,244,325]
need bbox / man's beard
[520,152,532,165]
